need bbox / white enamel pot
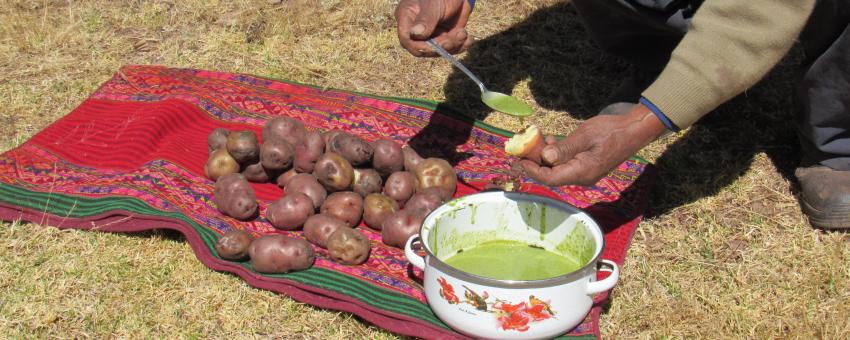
[404,191,619,340]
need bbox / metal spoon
[427,39,533,117]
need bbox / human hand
[519,104,667,187]
[395,0,474,57]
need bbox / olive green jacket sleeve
[641,0,816,129]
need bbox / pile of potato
[205,117,458,274]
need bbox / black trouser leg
[796,0,850,171]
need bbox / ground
[1,0,848,338]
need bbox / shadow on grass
[410,2,803,219]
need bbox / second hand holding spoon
[427,39,533,117]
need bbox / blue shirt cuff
[468,0,476,8]
[639,97,680,132]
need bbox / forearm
[642,0,816,130]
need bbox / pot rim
[418,191,605,289]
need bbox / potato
[303,214,348,248]
[314,152,354,192]
[276,168,299,187]
[260,138,294,171]
[249,235,315,273]
[214,173,258,220]
[504,125,545,163]
[208,128,230,154]
[381,209,426,248]
[404,187,448,216]
[363,193,398,230]
[293,131,325,173]
[226,130,260,164]
[266,192,315,230]
[414,158,457,200]
[327,228,371,265]
[320,191,364,227]
[284,173,327,209]
[263,117,306,146]
[214,229,253,261]
[323,130,345,153]
[334,134,373,166]
[383,171,417,206]
[372,139,404,176]
[205,149,240,181]
[352,169,383,197]
[402,146,424,172]
[241,160,274,183]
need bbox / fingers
[395,0,472,57]
[541,133,589,166]
[518,157,603,187]
[410,0,444,40]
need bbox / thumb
[541,135,587,167]
[410,0,444,39]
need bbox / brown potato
[372,139,404,176]
[303,214,348,248]
[363,193,398,230]
[504,125,545,163]
[214,173,258,220]
[260,138,294,171]
[405,187,448,216]
[266,192,315,230]
[335,134,373,166]
[327,228,371,265]
[414,158,457,200]
[226,130,260,164]
[262,117,306,146]
[320,191,364,227]
[205,149,240,181]
[208,128,230,154]
[276,168,299,188]
[381,209,426,248]
[383,171,417,206]
[352,169,383,197]
[249,235,315,273]
[314,152,354,192]
[402,146,424,172]
[241,160,274,183]
[323,130,345,153]
[293,131,325,173]
[214,229,254,261]
[284,173,327,209]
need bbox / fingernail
[411,24,425,36]
[542,146,560,166]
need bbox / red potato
[263,117,307,146]
[372,139,404,176]
[402,146,424,172]
[323,130,345,153]
[260,138,294,171]
[334,134,373,166]
[352,169,383,197]
[404,187,448,216]
[226,130,260,164]
[320,191,364,227]
[362,193,398,230]
[504,125,545,163]
[293,131,325,173]
[414,158,457,200]
[249,235,315,273]
[214,229,254,261]
[241,160,274,183]
[214,173,258,220]
[327,228,371,265]
[266,192,315,230]
[205,149,240,181]
[208,128,230,154]
[381,209,426,248]
[383,171,417,206]
[303,214,348,248]
[284,173,328,209]
[313,152,354,192]
[276,168,299,188]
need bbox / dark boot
[795,165,850,230]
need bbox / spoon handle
[427,39,487,93]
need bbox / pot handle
[586,259,619,295]
[404,235,426,270]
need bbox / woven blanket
[0,65,655,339]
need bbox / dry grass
[1,0,848,338]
